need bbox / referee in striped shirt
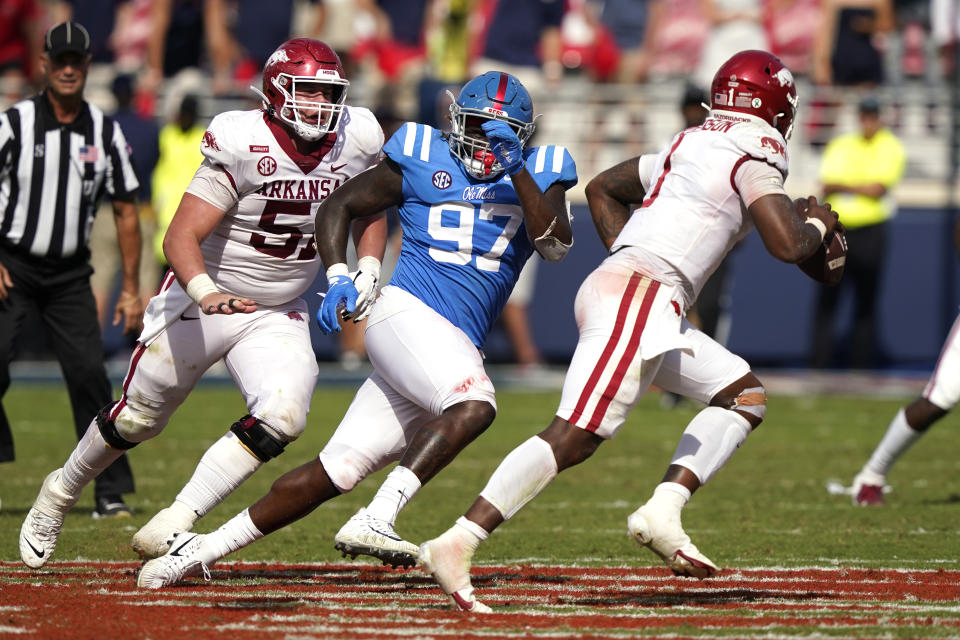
[0,22,143,517]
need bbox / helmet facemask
[774,91,799,140]
[447,97,536,179]
[272,74,348,141]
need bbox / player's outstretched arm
[314,159,403,270]
[750,194,838,264]
[584,157,647,251]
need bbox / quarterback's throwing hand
[317,274,358,334]
[482,120,524,175]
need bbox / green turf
[2,383,958,568]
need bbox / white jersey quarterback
[612,110,790,312]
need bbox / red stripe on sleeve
[223,168,239,195]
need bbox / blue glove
[316,274,358,334]
[482,120,524,175]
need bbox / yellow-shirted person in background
[152,95,206,267]
[810,95,906,369]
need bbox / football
[795,198,846,286]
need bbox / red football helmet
[710,50,798,139]
[257,38,348,141]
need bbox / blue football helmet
[448,71,536,179]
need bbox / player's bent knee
[230,415,288,462]
[98,405,142,449]
[317,439,392,493]
[447,399,497,430]
[726,386,767,427]
[254,397,309,441]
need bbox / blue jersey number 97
[427,203,523,273]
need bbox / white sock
[652,482,691,507]
[174,433,263,517]
[366,466,422,525]
[670,406,752,485]
[456,515,490,542]
[479,435,558,520]
[864,408,923,477]
[200,508,264,564]
[61,419,126,496]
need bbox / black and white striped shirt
[0,92,139,261]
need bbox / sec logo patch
[432,171,452,189]
[258,156,277,176]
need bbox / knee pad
[730,386,767,423]
[230,415,287,462]
[112,401,165,442]
[97,405,139,450]
[254,397,308,442]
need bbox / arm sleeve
[735,159,788,207]
[184,159,240,212]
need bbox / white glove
[345,255,381,322]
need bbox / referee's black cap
[44,21,91,59]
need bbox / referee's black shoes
[92,495,133,519]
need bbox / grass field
[2,380,960,638]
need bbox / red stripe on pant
[109,341,148,421]
[568,274,659,430]
[584,278,660,431]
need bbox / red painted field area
[3,562,960,639]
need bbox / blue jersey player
[136,71,577,588]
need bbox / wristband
[356,255,381,274]
[185,273,219,305]
[804,218,827,243]
[326,262,350,282]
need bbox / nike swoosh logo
[330,163,347,172]
[180,313,199,321]
[25,538,45,558]
[369,525,403,542]
[170,537,194,556]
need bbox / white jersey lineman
[559,110,789,438]
[116,104,383,444]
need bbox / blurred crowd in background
[2,0,959,368]
[2,1,956,136]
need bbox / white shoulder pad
[340,105,385,158]
[729,122,789,176]
[199,110,249,167]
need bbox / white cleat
[334,507,419,568]
[627,503,718,579]
[419,531,490,613]
[132,507,196,558]
[137,533,210,589]
[20,469,79,569]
